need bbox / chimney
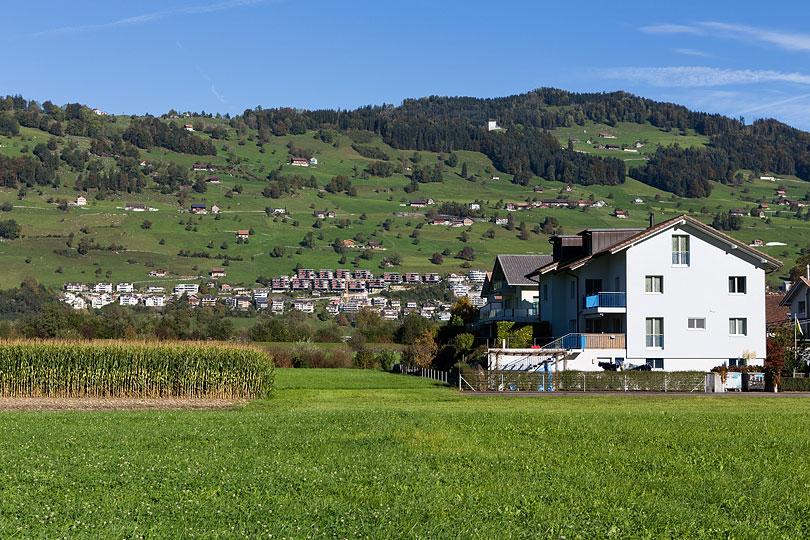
[806,264,809,280]
[649,212,655,229]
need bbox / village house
[119,295,138,307]
[632,198,644,204]
[494,217,508,225]
[201,295,218,307]
[93,282,113,294]
[191,203,207,214]
[210,268,227,278]
[293,300,315,313]
[533,186,544,193]
[484,214,781,372]
[236,230,250,240]
[174,283,199,296]
[729,209,747,217]
[491,174,500,181]
[468,202,481,211]
[592,200,607,208]
[116,282,134,293]
[75,196,87,206]
[409,198,434,207]
[309,157,318,165]
[148,269,166,277]
[430,215,453,226]
[207,176,221,184]
[451,217,474,227]
[273,207,286,214]
[91,294,114,309]
[126,203,147,212]
[614,209,629,218]
[64,282,86,292]
[487,119,500,131]
[184,124,194,131]
[598,132,616,138]
[143,296,166,307]
[290,157,309,167]
[211,205,220,214]
[313,210,326,219]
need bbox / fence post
[583,373,586,392]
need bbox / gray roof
[496,255,554,286]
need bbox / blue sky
[3,0,810,129]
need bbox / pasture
[0,119,802,290]
[0,368,808,538]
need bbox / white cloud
[672,48,711,57]
[641,24,703,35]
[641,21,810,53]
[37,0,268,36]
[211,85,227,104]
[600,66,810,87]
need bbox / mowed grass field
[0,369,809,538]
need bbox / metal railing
[541,333,626,351]
[582,292,626,309]
[460,369,706,393]
[477,307,538,321]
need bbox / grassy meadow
[0,117,805,291]
[0,368,809,538]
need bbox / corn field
[0,340,275,399]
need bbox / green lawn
[0,369,809,537]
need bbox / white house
[76,196,87,206]
[486,215,781,372]
[487,119,500,131]
[93,282,113,294]
[143,295,166,307]
[174,283,200,296]
[119,295,138,306]
[91,294,114,309]
[116,282,134,293]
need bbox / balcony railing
[478,307,538,322]
[582,292,626,309]
[540,333,626,351]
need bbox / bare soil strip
[0,398,247,411]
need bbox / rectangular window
[729,357,747,367]
[646,358,664,370]
[645,275,663,294]
[585,279,602,296]
[645,317,664,348]
[688,317,706,330]
[543,284,548,302]
[728,276,747,294]
[729,318,747,336]
[672,235,690,266]
[800,300,807,315]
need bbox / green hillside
[0,97,805,290]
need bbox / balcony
[541,333,626,351]
[477,306,538,323]
[582,292,626,314]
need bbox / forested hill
[239,88,810,197]
[1,89,810,198]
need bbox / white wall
[624,222,767,368]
